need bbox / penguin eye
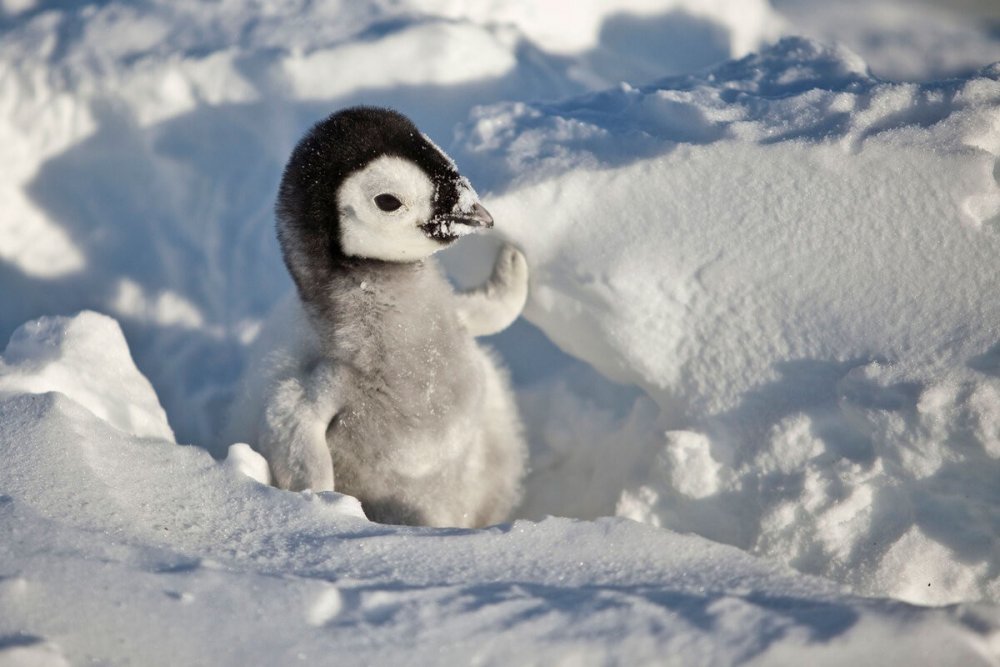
[374,194,403,212]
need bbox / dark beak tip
[432,202,494,231]
[472,202,494,228]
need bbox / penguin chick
[227,107,529,528]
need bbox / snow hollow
[2,0,1000,664]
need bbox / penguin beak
[423,201,494,242]
[443,202,494,229]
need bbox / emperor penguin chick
[228,107,529,528]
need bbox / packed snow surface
[452,36,1000,606]
[2,312,999,665]
[3,0,1000,663]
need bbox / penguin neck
[301,256,441,361]
[330,255,425,284]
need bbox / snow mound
[772,0,1000,83]
[452,37,1000,605]
[1,310,999,664]
[0,311,173,441]
[222,442,273,486]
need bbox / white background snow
[2,0,1000,664]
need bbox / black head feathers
[277,107,464,253]
[275,106,492,305]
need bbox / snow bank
[772,0,1000,82]
[0,0,784,446]
[5,0,1000,660]
[1,311,998,664]
[0,311,173,441]
[450,37,1000,605]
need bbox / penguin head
[277,106,492,274]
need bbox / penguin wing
[257,360,340,492]
[454,243,529,337]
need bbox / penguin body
[227,107,528,527]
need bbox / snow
[449,35,1000,606]
[772,0,1000,82]
[2,313,999,664]
[3,0,1000,663]
[0,312,173,441]
[0,0,784,443]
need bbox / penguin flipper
[455,243,529,337]
[257,361,340,492]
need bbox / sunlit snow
[2,0,1000,664]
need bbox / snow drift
[0,0,785,445]
[3,0,1000,662]
[451,38,1000,605]
[1,311,998,665]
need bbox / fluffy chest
[323,261,481,449]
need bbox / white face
[337,155,474,262]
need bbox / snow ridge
[1,311,999,664]
[451,37,1000,605]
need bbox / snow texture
[448,36,1000,606]
[1,311,999,664]
[3,0,1000,663]
[0,0,785,444]
[772,0,1000,82]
